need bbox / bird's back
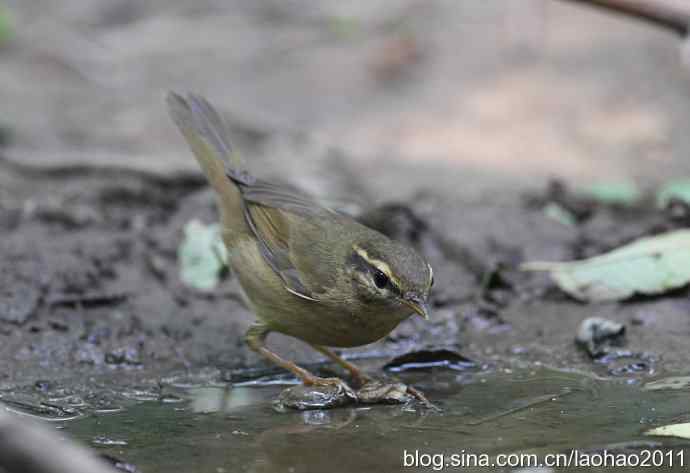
[167,92,415,346]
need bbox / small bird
[167,92,433,402]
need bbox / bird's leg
[311,345,438,409]
[310,345,372,387]
[245,324,356,397]
[244,324,319,382]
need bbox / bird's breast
[263,299,410,347]
[229,237,412,347]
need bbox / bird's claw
[274,377,357,411]
[305,376,358,401]
[276,375,439,411]
[356,380,440,410]
[406,385,441,411]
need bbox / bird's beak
[403,297,431,320]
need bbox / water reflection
[63,368,690,473]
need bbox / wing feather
[238,179,330,217]
[240,187,331,301]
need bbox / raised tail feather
[166,92,251,232]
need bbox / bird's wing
[239,179,328,217]
[237,179,337,301]
[169,92,339,301]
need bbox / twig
[465,388,575,426]
[0,154,206,188]
[0,409,116,473]
[47,292,128,308]
[558,0,690,36]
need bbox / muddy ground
[1,1,690,465]
[2,154,690,396]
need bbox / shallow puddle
[52,367,690,472]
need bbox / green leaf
[657,179,690,207]
[521,230,690,302]
[178,220,228,291]
[581,181,641,206]
[543,203,577,227]
[645,423,690,440]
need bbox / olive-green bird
[167,92,433,400]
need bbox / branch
[558,0,690,36]
[0,410,116,473]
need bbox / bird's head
[347,239,433,319]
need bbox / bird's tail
[166,92,248,232]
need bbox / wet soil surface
[4,160,690,389]
[61,367,690,473]
[2,155,690,470]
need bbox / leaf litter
[522,230,690,302]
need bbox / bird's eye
[373,270,389,289]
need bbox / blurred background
[2,0,690,201]
[3,4,690,471]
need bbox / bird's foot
[274,379,439,411]
[351,372,373,389]
[405,385,441,411]
[356,380,409,404]
[274,377,357,412]
[357,379,441,411]
[303,376,357,400]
